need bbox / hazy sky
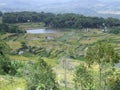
[0,0,117,3]
[0,0,119,4]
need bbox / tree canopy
[19,57,59,90]
[2,12,120,29]
[0,23,26,34]
[85,40,120,90]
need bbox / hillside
[1,29,120,89]
[0,0,120,89]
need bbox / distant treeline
[0,11,2,16]
[2,11,120,29]
[0,23,26,34]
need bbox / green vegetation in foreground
[74,41,120,90]
[0,39,59,90]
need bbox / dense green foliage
[0,39,11,74]
[86,41,119,66]
[2,12,120,29]
[0,39,23,75]
[0,23,26,34]
[108,27,120,34]
[2,12,54,24]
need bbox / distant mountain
[0,0,120,18]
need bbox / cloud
[0,3,6,6]
[97,10,120,15]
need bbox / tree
[74,64,94,90]
[0,38,22,76]
[105,17,120,27]
[0,23,9,33]
[85,40,120,90]
[0,39,11,74]
[0,23,26,34]
[20,57,59,90]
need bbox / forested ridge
[2,11,120,28]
